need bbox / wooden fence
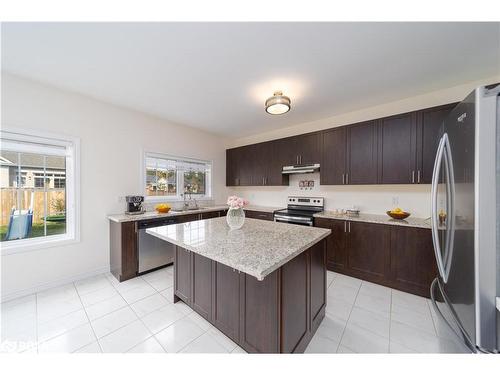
[0,189,65,226]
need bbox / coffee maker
[125,195,144,215]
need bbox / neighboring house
[0,151,66,189]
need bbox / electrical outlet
[392,196,399,206]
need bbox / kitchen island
[146,217,331,353]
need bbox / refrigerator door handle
[431,134,448,281]
[442,135,456,282]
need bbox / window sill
[144,196,213,203]
[1,234,80,256]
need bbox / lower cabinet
[244,210,274,221]
[314,218,437,298]
[173,240,326,353]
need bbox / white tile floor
[1,267,463,354]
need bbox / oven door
[274,214,313,226]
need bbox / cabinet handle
[348,221,351,233]
[411,170,415,183]
[344,221,347,232]
[300,155,302,164]
[417,170,421,183]
[342,173,345,185]
[346,173,349,184]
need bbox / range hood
[282,163,320,174]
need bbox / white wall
[1,73,229,301]
[227,75,500,217]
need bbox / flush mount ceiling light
[265,91,291,115]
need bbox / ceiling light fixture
[265,91,291,115]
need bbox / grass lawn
[0,222,66,241]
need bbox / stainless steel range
[274,196,324,226]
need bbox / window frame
[0,128,80,255]
[142,151,212,202]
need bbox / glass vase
[226,207,245,230]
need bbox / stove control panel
[287,196,324,207]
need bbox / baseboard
[1,266,110,303]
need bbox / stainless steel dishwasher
[137,218,177,273]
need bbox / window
[0,129,79,253]
[144,152,212,201]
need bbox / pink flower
[227,196,249,208]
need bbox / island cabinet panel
[212,263,241,343]
[309,240,327,332]
[346,120,378,184]
[191,253,213,320]
[321,127,347,185]
[389,226,437,297]
[174,246,192,303]
[347,221,391,283]
[377,112,417,184]
[281,251,309,353]
[239,271,280,353]
[314,217,347,272]
[172,238,328,353]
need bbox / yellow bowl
[386,211,410,220]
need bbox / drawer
[245,210,274,221]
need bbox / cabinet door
[390,227,437,297]
[192,253,213,320]
[281,251,309,353]
[321,127,346,185]
[200,210,219,220]
[347,221,390,283]
[346,121,378,184]
[378,112,417,184]
[212,263,240,342]
[245,210,274,221]
[239,272,279,353]
[265,139,289,186]
[174,246,192,303]
[252,143,268,186]
[417,103,456,184]
[314,218,347,272]
[226,148,236,186]
[309,240,326,332]
[238,145,254,186]
[176,213,200,223]
[296,132,321,165]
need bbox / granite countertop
[108,204,283,223]
[146,217,331,281]
[314,211,431,229]
[108,205,228,223]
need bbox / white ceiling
[2,22,499,138]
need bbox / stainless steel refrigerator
[430,84,499,353]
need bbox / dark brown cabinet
[321,127,347,185]
[174,246,192,303]
[212,263,240,342]
[389,226,438,296]
[244,210,274,221]
[378,112,417,184]
[227,102,457,186]
[416,103,457,184]
[191,253,213,320]
[315,217,347,271]
[347,221,391,283]
[346,120,379,184]
[173,240,327,353]
[314,218,437,298]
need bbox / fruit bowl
[386,211,410,220]
[155,204,171,214]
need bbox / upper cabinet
[416,103,457,184]
[226,102,457,187]
[346,120,378,184]
[377,112,417,184]
[321,127,346,185]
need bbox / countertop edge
[146,224,331,281]
[313,212,431,229]
[108,205,284,223]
